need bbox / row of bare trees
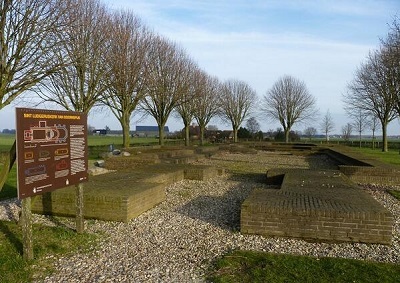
[1,0,258,147]
[3,1,400,150]
[343,17,400,152]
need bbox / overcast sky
[1,0,399,135]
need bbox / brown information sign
[16,108,88,199]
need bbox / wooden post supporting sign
[21,197,33,260]
[76,183,84,233]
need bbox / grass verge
[0,220,97,283]
[208,250,400,283]
[0,164,17,201]
[387,190,400,200]
[351,147,400,166]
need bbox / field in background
[2,133,400,150]
[0,133,181,151]
[302,137,400,150]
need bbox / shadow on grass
[0,220,23,255]
[0,183,17,201]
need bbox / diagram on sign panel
[55,148,69,156]
[23,151,35,164]
[24,151,34,159]
[39,150,50,158]
[25,164,46,176]
[56,159,69,171]
[24,121,68,144]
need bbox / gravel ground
[1,151,399,282]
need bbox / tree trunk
[285,129,290,143]
[199,125,205,146]
[121,115,131,149]
[76,183,84,233]
[233,127,238,143]
[184,124,190,146]
[21,197,33,260]
[359,132,362,148]
[372,129,375,150]
[158,125,165,146]
[382,122,388,152]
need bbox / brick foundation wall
[31,165,222,222]
[323,147,400,185]
[184,166,224,180]
[32,182,167,222]
[241,189,393,244]
[338,165,400,185]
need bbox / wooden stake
[76,183,84,233]
[21,197,33,260]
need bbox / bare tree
[381,16,400,119]
[320,110,335,143]
[344,49,397,152]
[246,117,261,137]
[37,0,111,114]
[140,36,189,145]
[369,113,379,149]
[262,75,317,143]
[0,0,70,110]
[101,10,151,148]
[304,126,317,141]
[349,109,369,148]
[192,73,221,145]
[174,61,199,146]
[342,123,353,142]
[220,79,257,142]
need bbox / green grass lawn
[0,164,17,200]
[388,190,400,200]
[0,134,15,152]
[0,220,97,283]
[208,250,400,283]
[351,147,400,166]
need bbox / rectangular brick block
[241,169,394,245]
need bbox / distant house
[92,129,107,135]
[135,126,169,137]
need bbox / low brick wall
[32,164,222,222]
[323,148,372,167]
[338,165,400,186]
[184,165,224,181]
[321,147,400,186]
[35,181,166,222]
[251,143,318,153]
[104,155,161,170]
[241,169,393,244]
[32,171,175,222]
